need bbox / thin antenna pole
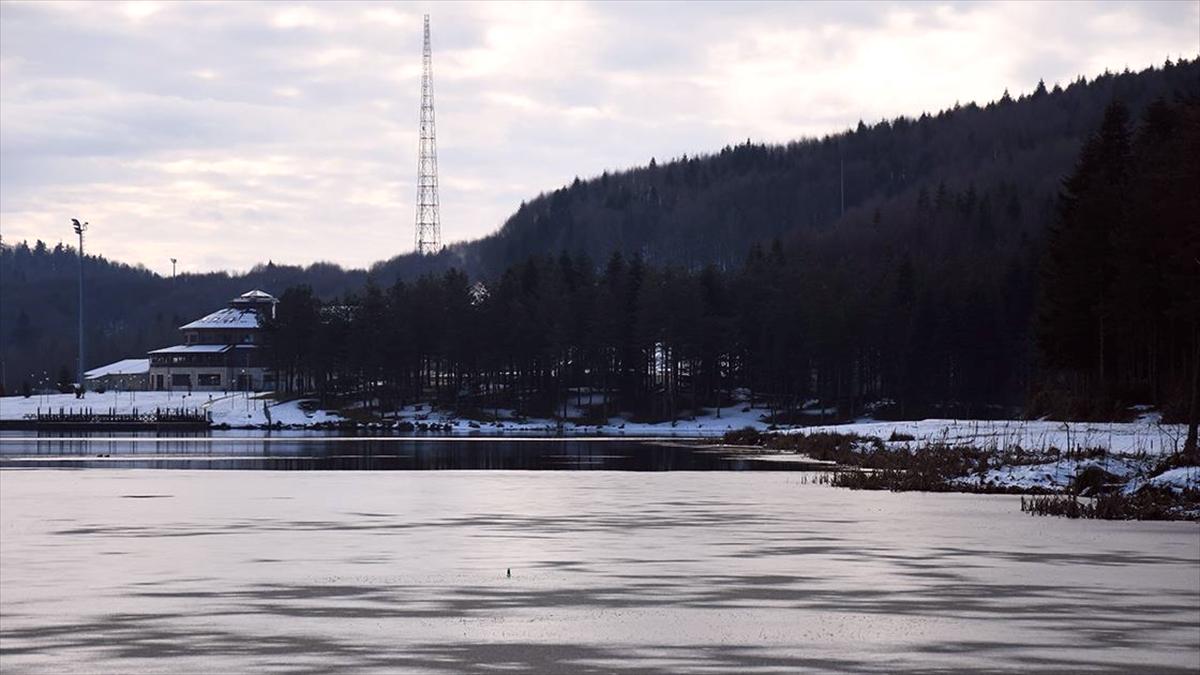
[72,219,88,392]
[415,14,441,255]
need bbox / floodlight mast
[72,218,88,392]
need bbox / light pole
[71,219,88,395]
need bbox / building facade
[147,290,277,392]
[85,358,150,391]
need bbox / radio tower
[414,14,441,255]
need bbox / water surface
[1,470,1197,673]
[0,432,808,471]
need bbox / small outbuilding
[85,358,151,391]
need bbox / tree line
[265,95,1199,454]
[267,242,1028,425]
[1037,98,1200,451]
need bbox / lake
[0,440,1197,673]
[0,432,816,471]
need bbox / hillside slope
[2,58,1196,394]
[425,58,1199,277]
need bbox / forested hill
[422,57,1200,277]
[1,58,1197,395]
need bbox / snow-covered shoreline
[2,391,1195,514]
[788,417,1189,455]
[0,391,790,436]
[0,392,1190,450]
[0,392,342,429]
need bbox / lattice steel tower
[414,14,441,255]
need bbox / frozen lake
[1,470,1198,673]
[0,434,815,471]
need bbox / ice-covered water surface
[1,471,1197,673]
[0,436,808,471]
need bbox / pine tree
[1038,100,1131,401]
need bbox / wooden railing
[23,407,212,426]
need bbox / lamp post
[71,219,88,394]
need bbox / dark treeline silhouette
[266,239,1029,423]
[267,95,1199,440]
[438,59,1199,278]
[2,59,1197,418]
[1037,98,1200,450]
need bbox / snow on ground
[1148,466,1200,492]
[0,392,1190,458]
[0,392,342,428]
[3,391,1194,497]
[785,418,1188,455]
[0,392,768,433]
[369,401,777,436]
[953,456,1147,491]
[788,419,1195,494]
[1122,466,1200,495]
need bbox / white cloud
[270,6,324,30]
[1,0,1196,274]
[119,1,163,23]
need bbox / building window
[171,374,192,387]
[198,374,221,386]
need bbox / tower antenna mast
[414,13,441,255]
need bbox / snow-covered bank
[768,419,1199,508]
[952,456,1200,494]
[786,418,1189,455]
[367,401,779,436]
[0,394,1191,453]
[0,392,342,428]
[0,392,774,435]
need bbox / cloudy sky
[2,1,1197,274]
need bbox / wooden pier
[1,407,212,431]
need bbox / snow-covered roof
[229,289,277,308]
[85,358,150,379]
[179,307,261,330]
[148,344,234,354]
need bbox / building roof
[230,289,278,309]
[179,307,261,331]
[85,358,150,379]
[148,344,234,355]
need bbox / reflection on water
[1,471,1197,673]
[0,432,806,471]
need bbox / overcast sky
[1,1,1197,275]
